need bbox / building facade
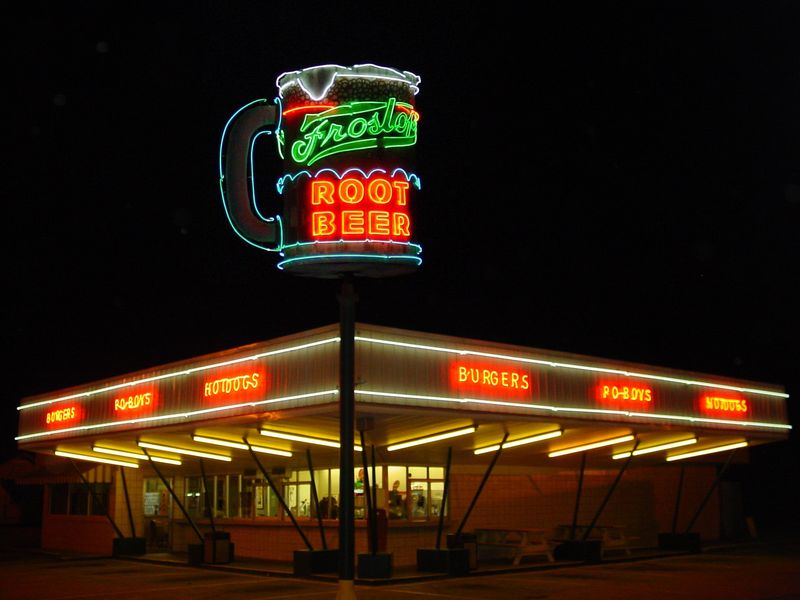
[15,324,791,566]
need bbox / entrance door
[143,477,171,550]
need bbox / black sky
[4,0,799,509]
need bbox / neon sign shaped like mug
[219,64,423,278]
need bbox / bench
[475,528,554,565]
[551,524,634,557]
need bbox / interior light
[612,438,697,460]
[55,450,139,468]
[387,426,476,452]
[666,441,748,462]
[548,435,635,458]
[474,429,563,455]
[259,429,362,451]
[138,441,232,462]
[93,446,182,465]
[192,435,292,457]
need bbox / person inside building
[388,479,405,519]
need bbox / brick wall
[41,485,115,555]
[446,465,720,548]
[39,464,722,563]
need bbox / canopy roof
[16,323,790,474]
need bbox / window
[390,465,446,521]
[285,470,312,517]
[169,465,445,523]
[49,484,68,515]
[313,468,339,519]
[68,484,89,515]
[184,476,206,518]
[48,482,110,516]
[88,483,110,515]
[227,475,241,518]
[143,478,170,517]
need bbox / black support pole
[141,449,204,544]
[338,275,357,594]
[570,453,587,541]
[70,461,125,539]
[119,466,136,538]
[684,448,738,535]
[436,447,453,550]
[199,459,216,534]
[454,432,508,541]
[671,464,686,535]
[244,440,313,550]
[370,444,378,553]
[359,430,374,554]
[581,439,639,543]
[307,449,327,550]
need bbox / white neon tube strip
[93,446,182,465]
[192,435,292,457]
[353,337,789,399]
[474,429,563,455]
[353,389,791,431]
[666,441,748,462]
[548,435,635,458]
[387,427,476,452]
[15,389,339,442]
[138,441,232,462]
[259,429,362,452]
[55,450,139,468]
[612,438,697,460]
[18,337,340,410]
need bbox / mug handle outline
[218,97,284,252]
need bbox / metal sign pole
[337,275,358,600]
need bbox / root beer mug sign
[219,64,423,277]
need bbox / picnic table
[552,524,633,556]
[475,528,555,565]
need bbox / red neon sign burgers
[44,404,82,429]
[450,361,533,399]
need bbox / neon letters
[114,391,155,413]
[308,173,412,241]
[596,382,653,403]
[204,371,263,398]
[45,405,80,428]
[46,406,76,424]
[289,98,419,166]
[450,362,533,398]
[701,395,748,415]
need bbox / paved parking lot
[2,538,799,600]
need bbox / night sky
[5,3,799,522]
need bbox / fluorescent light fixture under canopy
[259,429,362,451]
[55,449,139,468]
[612,438,697,460]
[666,441,748,462]
[387,426,477,452]
[93,446,182,465]
[473,429,562,455]
[548,435,635,458]
[138,441,232,462]
[192,435,292,457]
